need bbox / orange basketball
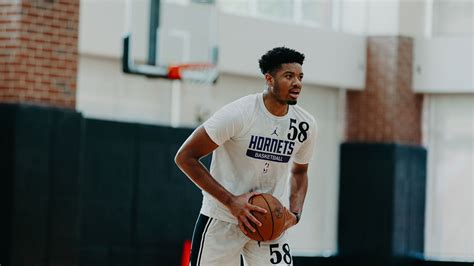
[245,193,286,241]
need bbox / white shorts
[190,214,294,266]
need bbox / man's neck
[263,92,288,117]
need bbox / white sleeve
[203,101,245,146]
[293,121,317,164]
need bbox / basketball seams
[252,221,265,241]
[260,194,275,241]
[247,193,285,242]
[249,196,265,241]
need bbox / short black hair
[258,47,305,75]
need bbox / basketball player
[175,47,317,266]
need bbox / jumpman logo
[271,128,278,136]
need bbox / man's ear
[264,73,274,88]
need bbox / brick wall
[0,0,79,109]
[346,36,423,145]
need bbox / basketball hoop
[122,1,219,85]
[122,34,219,84]
[167,63,219,85]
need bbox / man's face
[266,63,303,105]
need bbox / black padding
[0,104,225,266]
[137,245,182,266]
[10,105,54,266]
[80,119,136,246]
[48,198,80,260]
[78,246,109,266]
[81,119,137,201]
[108,246,136,266]
[338,143,427,258]
[49,109,83,196]
[80,198,133,246]
[48,109,82,264]
[0,104,17,266]
[135,125,200,248]
[338,143,394,257]
[392,146,426,256]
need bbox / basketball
[245,193,286,241]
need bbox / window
[432,0,474,36]
[300,0,332,27]
[218,0,332,29]
[424,95,474,262]
[257,0,294,22]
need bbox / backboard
[122,0,218,83]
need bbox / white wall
[77,55,174,125]
[366,0,400,35]
[219,13,366,89]
[413,37,474,93]
[423,94,474,261]
[432,0,474,36]
[399,0,426,37]
[340,0,369,35]
[340,0,426,37]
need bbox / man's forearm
[289,172,308,214]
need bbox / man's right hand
[226,191,268,235]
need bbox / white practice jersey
[201,93,317,224]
